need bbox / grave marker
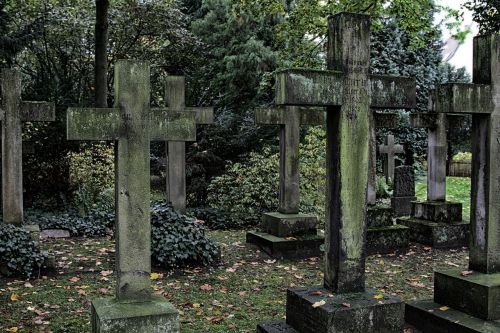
[391,165,416,216]
[406,33,500,332]
[164,76,213,211]
[379,134,404,181]
[0,69,55,225]
[67,60,196,332]
[257,12,416,333]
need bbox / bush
[452,152,472,162]
[0,224,47,278]
[376,175,392,198]
[24,210,114,238]
[151,202,220,269]
[67,143,115,216]
[186,207,244,230]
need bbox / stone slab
[434,269,500,320]
[366,225,410,255]
[398,217,469,248]
[257,321,298,333]
[391,196,417,217]
[412,201,463,223]
[405,300,500,333]
[261,212,318,237]
[41,229,71,239]
[91,296,179,333]
[246,231,323,260]
[367,204,394,228]
[286,286,404,333]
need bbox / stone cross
[275,14,416,293]
[410,112,465,201]
[255,106,324,213]
[164,76,213,211]
[430,34,499,274]
[378,134,404,182]
[0,69,55,225]
[67,61,194,331]
[367,112,399,204]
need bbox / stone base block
[405,300,500,333]
[257,321,298,333]
[23,224,40,242]
[411,201,463,223]
[246,232,323,259]
[434,269,500,320]
[391,196,416,216]
[397,217,469,248]
[261,212,318,237]
[367,204,394,228]
[366,225,410,254]
[286,286,404,333]
[91,296,179,333]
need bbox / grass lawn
[0,230,468,333]
[415,176,471,221]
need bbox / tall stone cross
[378,134,404,182]
[410,112,465,201]
[430,34,499,274]
[275,13,416,293]
[0,69,55,225]
[68,60,195,331]
[164,76,213,211]
[255,106,324,213]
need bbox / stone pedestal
[246,212,323,259]
[23,224,40,242]
[397,201,469,248]
[91,297,179,333]
[258,287,404,333]
[366,205,409,254]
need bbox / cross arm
[431,83,494,114]
[186,107,214,125]
[275,69,416,109]
[67,108,121,140]
[374,112,399,128]
[378,143,404,154]
[150,108,197,142]
[255,107,325,126]
[21,101,56,121]
[411,112,468,129]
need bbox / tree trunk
[95,0,109,108]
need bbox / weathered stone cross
[68,60,195,331]
[405,34,500,332]
[0,69,55,225]
[164,76,213,211]
[275,15,415,293]
[410,112,465,201]
[378,134,404,182]
[255,106,324,214]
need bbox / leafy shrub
[376,175,392,198]
[0,224,47,278]
[151,202,220,269]
[207,127,327,224]
[67,143,115,216]
[24,210,114,238]
[186,207,244,230]
[452,152,472,162]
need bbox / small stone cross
[0,69,55,225]
[378,134,404,182]
[67,60,196,304]
[255,106,324,213]
[164,76,213,211]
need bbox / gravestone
[164,76,213,211]
[246,106,325,259]
[257,12,416,333]
[397,112,468,247]
[67,60,197,333]
[391,165,416,216]
[379,134,404,181]
[0,69,55,225]
[366,114,410,254]
[405,33,500,332]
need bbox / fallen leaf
[312,300,326,308]
[5,327,18,332]
[341,303,351,308]
[439,306,449,311]
[68,276,80,283]
[100,270,113,277]
[374,294,384,300]
[200,284,213,291]
[461,271,474,277]
[10,293,18,301]
[150,272,162,280]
